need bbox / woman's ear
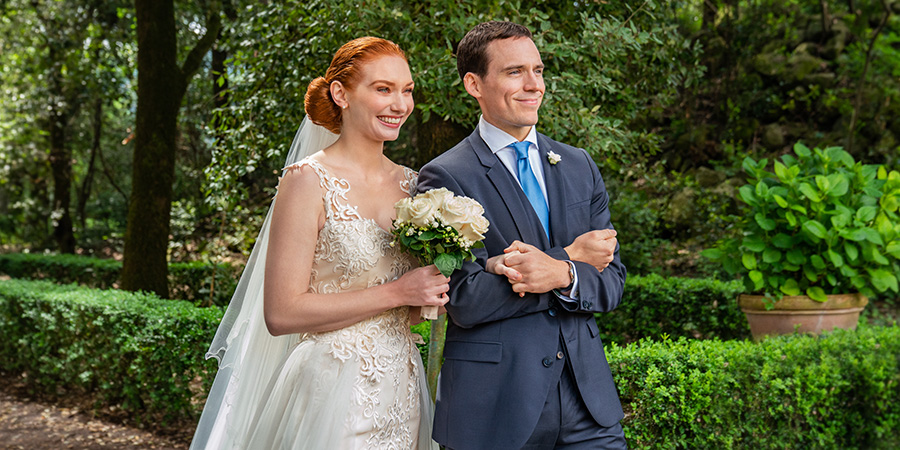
[330,80,348,109]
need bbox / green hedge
[611,327,900,448]
[0,252,239,306]
[598,273,749,344]
[2,278,898,446]
[0,279,222,425]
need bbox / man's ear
[463,72,482,99]
[330,80,348,109]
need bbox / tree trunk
[77,98,102,230]
[47,45,75,254]
[122,0,221,297]
[122,0,183,297]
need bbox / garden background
[1,0,899,448]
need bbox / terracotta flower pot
[738,293,869,341]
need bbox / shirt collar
[478,116,539,155]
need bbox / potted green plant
[703,142,900,340]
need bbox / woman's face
[341,55,414,143]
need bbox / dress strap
[400,166,418,197]
[282,157,358,221]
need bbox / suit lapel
[537,133,568,248]
[469,132,543,246]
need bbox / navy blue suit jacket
[417,130,626,450]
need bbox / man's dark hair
[456,21,532,80]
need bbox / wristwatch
[563,260,576,291]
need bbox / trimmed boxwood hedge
[2,253,752,342]
[2,278,897,447]
[599,273,750,344]
[613,327,900,448]
[0,279,222,425]
[0,252,239,306]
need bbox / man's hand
[564,229,617,272]
[502,241,570,296]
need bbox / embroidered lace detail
[285,157,421,448]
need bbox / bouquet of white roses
[392,187,489,319]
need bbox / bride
[191,37,448,449]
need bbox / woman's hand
[393,265,450,308]
[486,251,523,282]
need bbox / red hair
[304,37,407,134]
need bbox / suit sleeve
[556,149,627,315]
[417,163,551,328]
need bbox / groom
[418,21,628,449]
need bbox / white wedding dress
[239,157,434,449]
[192,152,436,450]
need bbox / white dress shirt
[478,116,548,202]
[477,116,579,300]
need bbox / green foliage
[611,325,900,448]
[660,1,900,171]
[0,253,241,306]
[207,0,703,249]
[0,279,223,425]
[704,143,900,303]
[599,274,749,345]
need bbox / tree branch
[180,0,222,86]
[847,0,891,152]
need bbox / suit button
[548,307,558,317]
[581,300,590,309]
[542,357,552,367]
[557,351,564,360]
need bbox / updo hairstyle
[304,37,407,134]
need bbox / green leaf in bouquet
[419,230,438,241]
[434,253,457,278]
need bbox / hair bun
[304,76,341,134]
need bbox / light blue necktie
[510,141,550,239]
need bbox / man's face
[466,37,545,141]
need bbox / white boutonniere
[547,151,561,165]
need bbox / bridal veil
[190,117,338,449]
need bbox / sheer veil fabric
[190,117,340,449]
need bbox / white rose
[394,197,414,224]
[440,196,470,229]
[457,212,489,243]
[471,215,489,235]
[458,222,484,243]
[421,188,454,209]
[407,197,437,227]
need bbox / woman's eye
[378,87,390,93]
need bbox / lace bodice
[278,157,423,448]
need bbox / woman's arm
[263,164,449,336]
